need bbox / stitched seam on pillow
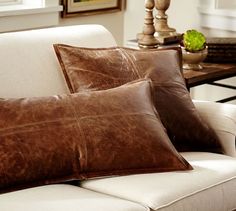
[53,45,74,93]
[71,67,132,81]
[0,118,75,133]
[119,48,142,78]
[78,112,156,120]
[66,98,88,175]
[82,166,190,178]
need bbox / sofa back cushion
[0,80,192,193]
[53,45,223,153]
[0,25,116,98]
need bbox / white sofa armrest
[193,100,236,157]
[0,24,117,98]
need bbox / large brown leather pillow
[54,45,223,153]
[0,80,191,193]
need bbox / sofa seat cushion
[81,152,236,211]
[0,184,148,211]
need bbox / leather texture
[81,152,236,211]
[54,45,223,153]
[0,184,149,211]
[0,80,191,193]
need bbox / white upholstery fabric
[0,25,117,98]
[194,100,236,157]
[0,184,148,211]
[81,152,236,211]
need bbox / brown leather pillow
[54,45,223,153]
[0,80,192,193]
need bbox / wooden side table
[125,39,236,103]
[183,63,236,103]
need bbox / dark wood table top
[183,63,236,88]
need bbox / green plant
[183,29,206,52]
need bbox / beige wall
[123,0,200,45]
[59,12,124,46]
[123,0,236,40]
[168,0,200,33]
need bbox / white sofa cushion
[0,25,116,98]
[194,100,236,157]
[0,184,148,211]
[81,152,236,211]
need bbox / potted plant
[181,29,208,70]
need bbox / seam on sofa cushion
[153,176,236,210]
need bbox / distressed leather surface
[54,45,223,153]
[0,80,191,193]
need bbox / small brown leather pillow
[0,80,191,193]
[54,45,223,153]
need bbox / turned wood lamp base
[138,0,180,48]
[138,0,159,49]
[154,0,181,44]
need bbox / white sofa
[0,24,236,211]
